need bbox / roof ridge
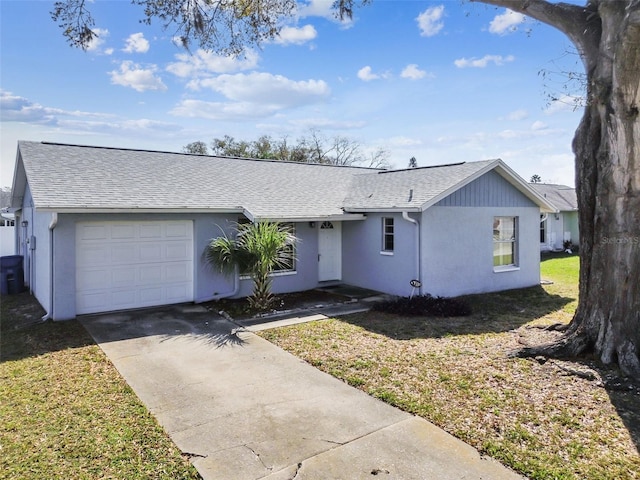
[34,141,381,171]
[376,158,498,175]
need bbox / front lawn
[0,293,201,480]
[260,254,640,480]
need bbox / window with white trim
[274,222,296,273]
[382,217,394,252]
[493,216,518,268]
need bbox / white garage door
[76,221,194,315]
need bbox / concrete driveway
[80,304,523,480]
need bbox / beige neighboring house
[530,183,579,252]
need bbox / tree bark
[477,1,640,378]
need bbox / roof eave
[253,213,367,222]
[35,207,246,214]
[343,207,422,213]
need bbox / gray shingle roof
[343,160,498,210]
[15,141,551,218]
[17,141,369,220]
[529,183,577,211]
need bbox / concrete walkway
[80,304,524,480]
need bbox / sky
[0,0,586,189]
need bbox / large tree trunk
[478,1,640,378]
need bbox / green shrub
[372,294,472,317]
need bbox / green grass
[260,254,640,480]
[0,293,201,480]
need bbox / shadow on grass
[1,292,245,363]
[342,285,574,340]
[0,292,96,363]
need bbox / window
[274,223,296,273]
[493,216,517,268]
[382,217,394,252]
[540,215,546,243]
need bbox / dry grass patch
[260,255,640,480]
[0,293,201,480]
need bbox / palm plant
[204,221,297,311]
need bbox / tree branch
[471,0,601,71]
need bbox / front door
[318,221,342,281]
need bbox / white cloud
[191,72,330,106]
[545,95,584,114]
[86,28,110,53]
[489,9,526,35]
[296,0,353,27]
[296,0,333,19]
[123,33,150,53]
[167,49,259,78]
[109,61,167,92]
[454,54,515,68]
[0,90,112,125]
[506,109,529,121]
[531,120,547,131]
[357,66,379,81]
[400,64,432,80]
[274,25,317,45]
[387,136,423,147]
[416,5,445,37]
[171,99,280,120]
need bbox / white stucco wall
[342,213,420,297]
[421,206,541,297]
[45,213,326,320]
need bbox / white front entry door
[318,221,342,281]
[76,220,194,315]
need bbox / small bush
[372,294,472,317]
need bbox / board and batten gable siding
[435,170,537,208]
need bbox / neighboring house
[10,141,555,320]
[529,183,579,251]
[0,211,16,256]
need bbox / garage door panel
[112,267,137,287]
[139,243,163,261]
[167,284,191,301]
[112,224,137,239]
[79,224,109,241]
[111,290,138,308]
[166,242,190,260]
[139,265,163,283]
[139,287,163,303]
[77,245,111,267]
[139,223,163,238]
[165,263,190,282]
[166,222,190,238]
[78,268,112,290]
[111,244,139,264]
[76,221,194,315]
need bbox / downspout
[41,212,58,321]
[402,211,421,295]
[195,266,240,303]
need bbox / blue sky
[1,0,585,189]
